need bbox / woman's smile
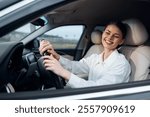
[102,24,124,50]
[104,39,113,45]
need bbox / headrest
[91,30,102,45]
[124,19,148,46]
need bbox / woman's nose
[107,34,113,40]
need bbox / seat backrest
[120,19,150,81]
[84,30,103,58]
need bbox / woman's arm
[66,61,131,88]
[59,56,89,75]
[39,40,90,75]
[42,55,90,80]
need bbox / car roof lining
[47,0,131,24]
[46,0,150,27]
[1,0,150,37]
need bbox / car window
[0,17,47,42]
[38,25,84,49]
[0,23,37,42]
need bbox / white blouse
[59,50,131,88]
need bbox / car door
[1,80,150,100]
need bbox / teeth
[105,40,112,44]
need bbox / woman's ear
[119,39,125,45]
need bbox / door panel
[1,80,150,100]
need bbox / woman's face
[102,24,124,50]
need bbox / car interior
[0,0,150,98]
[80,18,150,82]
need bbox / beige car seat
[84,30,103,58]
[120,19,150,81]
[78,30,103,78]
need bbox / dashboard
[0,42,24,92]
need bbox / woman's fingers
[42,55,56,66]
[39,40,53,55]
[41,54,70,80]
[40,45,53,54]
[43,56,59,73]
[42,54,54,60]
[39,40,60,60]
[43,59,54,66]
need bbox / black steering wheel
[37,57,64,89]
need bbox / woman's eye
[105,31,110,35]
[114,35,120,39]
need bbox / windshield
[0,17,47,42]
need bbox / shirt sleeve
[59,56,92,75]
[66,60,131,88]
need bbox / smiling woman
[39,21,131,88]
[102,21,127,52]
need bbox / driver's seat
[84,30,103,58]
[120,19,150,81]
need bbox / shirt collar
[99,49,119,67]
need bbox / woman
[39,21,131,88]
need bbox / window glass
[38,25,84,49]
[0,17,47,42]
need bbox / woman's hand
[42,55,71,80]
[39,40,60,60]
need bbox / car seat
[120,19,150,81]
[84,30,103,58]
[77,30,104,79]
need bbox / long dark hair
[104,21,127,39]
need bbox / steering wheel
[37,57,64,89]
